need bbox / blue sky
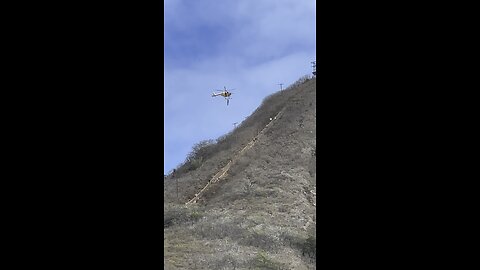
[164,0,316,174]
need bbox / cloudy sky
[164,0,316,174]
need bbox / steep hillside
[164,76,316,269]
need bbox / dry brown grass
[164,76,316,269]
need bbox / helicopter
[212,86,234,105]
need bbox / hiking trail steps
[185,106,287,206]
[184,80,313,207]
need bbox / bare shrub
[209,255,238,270]
[279,231,316,262]
[174,139,216,175]
[247,250,289,270]
[302,235,316,260]
[238,231,279,251]
[164,204,204,227]
[242,178,254,194]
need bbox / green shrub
[251,250,288,270]
[190,209,202,221]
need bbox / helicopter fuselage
[212,91,231,98]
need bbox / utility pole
[278,83,283,90]
[233,122,238,128]
[311,61,316,76]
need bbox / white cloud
[164,0,316,173]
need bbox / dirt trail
[185,106,288,206]
[184,79,315,207]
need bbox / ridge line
[185,79,313,207]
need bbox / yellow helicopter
[212,86,234,105]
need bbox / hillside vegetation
[164,75,316,269]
